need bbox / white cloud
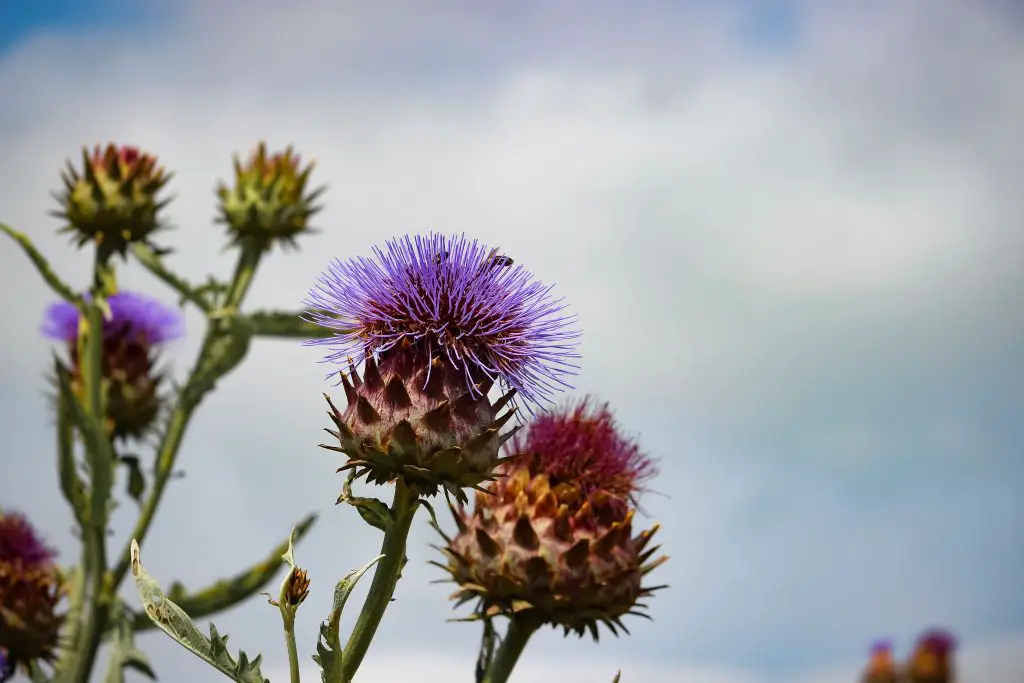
[1,0,1022,681]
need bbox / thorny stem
[481,615,543,683]
[340,479,420,680]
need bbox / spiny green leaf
[131,513,317,632]
[312,555,385,683]
[119,455,146,505]
[130,540,271,683]
[338,471,389,532]
[181,314,253,408]
[104,601,156,683]
[247,310,346,339]
[0,222,81,303]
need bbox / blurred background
[1,1,1022,681]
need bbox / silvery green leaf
[130,540,271,683]
[104,601,155,683]
[312,555,384,683]
[337,472,389,532]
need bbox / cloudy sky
[1,0,1022,681]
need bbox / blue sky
[0,1,1022,682]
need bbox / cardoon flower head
[306,233,580,502]
[437,397,667,640]
[0,510,66,676]
[907,629,957,683]
[861,639,899,683]
[216,141,324,251]
[51,143,171,261]
[42,291,184,440]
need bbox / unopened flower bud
[0,510,66,676]
[216,142,324,251]
[285,568,310,607]
[52,144,171,261]
[42,291,184,441]
[306,233,580,503]
[861,639,899,683]
[907,629,957,683]
[437,398,667,640]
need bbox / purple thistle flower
[870,638,894,655]
[0,510,56,568]
[0,648,12,683]
[304,233,580,409]
[41,291,184,345]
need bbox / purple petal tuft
[303,233,580,409]
[0,510,56,568]
[41,292,184,345]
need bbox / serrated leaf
[131,513,317,632]
[338,471,389,532]
[0,222,81,303]
[104,600,156,683]
[130,540,271,683]
[120,455,146,505]
[312,555,385,683]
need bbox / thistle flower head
[0,513,55,569]
[51,143,171,261]
[438,397,667,640]
[0,510,65,676]
[41,292,184,440]
[216,141,324,250]
[305,233,580,410]
[907,629,957,683]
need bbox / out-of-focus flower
[906,629,957,683]
[216,142,324,251]
[52,144,171,261]
[861,639,900,683]
[42,291,184,440]
[306,233,580,501]
[0,510,66,677]
[437,398,666,639]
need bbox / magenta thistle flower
[41,291,184,345]
[0,510,65,675]
[437,397,667,640]
[304,233,580,410]
[41,291,184,440]
[0,512,55,569]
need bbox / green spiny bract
[436,466,668,640]
[51,144,171,262]
[321,342,520,504]
[216,142,324,251]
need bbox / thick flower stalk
[0,510,66,680]
[306,233,580,502]
[906,629,957,683]
[42,291,184,441]
[437,397,667,682]
[216,142,324,251]
[51,144,171,262]
[861,639,899,683]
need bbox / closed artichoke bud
[0,510,66,677]
[437,398,667,640]
[52,144,171,261]
[42,292,184,441]
[906,629,957,683]
[861,639,900,683]
[216,142,324,251]
[306,234,580,502]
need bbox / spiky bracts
[322,346,520,503]
[309,233,579,499]
[42,291,184,441]
[216,142,324,251]
[435,398,667,640]
[0,511,66,677]
[305,233,580,411]
[51,144,171,262]
[906,630,957,683]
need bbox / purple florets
[0,510,56,568]
[870,638,893,654]
[304,233,580,408]
[0,648,12,682]
[41,291,184,345]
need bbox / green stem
[481,616,542,683]
[224,243,262,310]
[340,480,419,680]
[282,612,301,683]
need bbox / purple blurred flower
[0,510,56,568]
[304,233,580,408]
[870,638,894,655]
[41,291,183,345]
[0,648,12,683]
[917,629,957,657]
